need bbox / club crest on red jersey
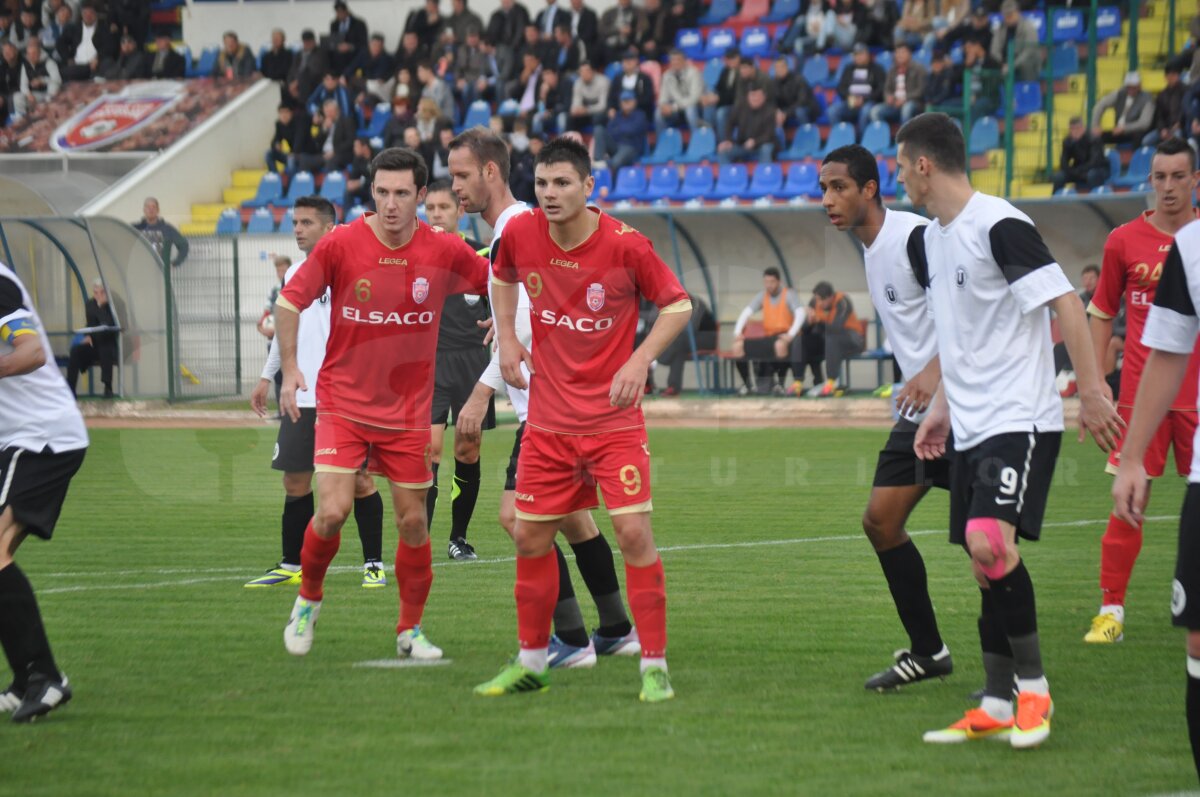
[586,282,606,311]
[413,277,430,304]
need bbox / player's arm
[611,298,692,408]
[1087,236,1125,402]
[275,247,331,422]
[1054,291,1123,451]
[455,381,495,442]
[0,320,45,378]
[490,235,534,389]
[914,384,950,460]
[896,355,940,418]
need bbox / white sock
[518,647,548,673]
[1099,604,1125,624]
[364,560,383,570]
[1017,676,1050,696]
[930,645,951,661]
[280,563,301,572]
[640,656,667,675]
[980,696,1013,721]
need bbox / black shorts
[504,422,526,491]
[1172,483,1200,629]
[273,408,316,473]
[432,348,496,430]
[873,418,953,490]
[949,431,1061,545]
[0,446,87,540]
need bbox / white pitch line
[35,515,1177,596]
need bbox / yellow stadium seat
[231,169,267,188]
[180,221,218,236]
[222,187,258,205]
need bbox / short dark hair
[1081,264,1100,277]
[813,281,834,299]
[534,136,592,181]
[895,112,966,175]
[425,177,457,200]
[448,126,511,182]
[822,144,882,207]
[1155,136,1197,170]
[763,267,782,280]
[294,195,337,226]
[370,147,429,188]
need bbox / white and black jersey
[1142,220,1200,482]
[481,202,533,422]
[0,263,88,453]
[863,208,935,381]
[924,193,1074,451]
[263,259,331,410]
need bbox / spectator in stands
[592,89,648,170]
[530,65,567,135]
[453,26,495,106]
[11,7,40,50]
[40,3,71,53]
[213,30,255,80]
[308,70,353,118]
[1092,71,1155,146]
[771,54,820,128]
[59,2,116,82]
[732,267,805,395]
[0,9,12,46]
[658,291,716,396]
[870,41,926,127]
[568,58,608,130]
[1051,263,1100,386]
[568,0,599,52]
[606,46,654,119]
[1144,65,1184,147]
[406,0,446,51]
[260,29,295,84]
[381,95,415,146]
[894,0,936,50]
[290,30,331,106]
[857,0,899,49]
[924,47,959,112]
[509,49,543,113]
[508,120,537,201]
[598,0,646,65]
[640,0,675,61]
[403,122,429,163]
[1051,116,1108,193]
[802,281,866,397]
[515,22,553,72]
[939,4,991,52]
[134,198,188,267]
[109,0,149,46]
[347,33,397,102]
[296,96,355,173]
[416,59,456,120]
[961,35,1001,119]
[448,0,485,44]
[345,136,374,206]
[66,278,119,399]
[719,85,775,164]
[104,33,146,80]
[429,124,455,178]
[548,21,585,75]
[820,0,859,53]
[486,0,530,75]
[536,0,567,40]
[701,46,740,133]
[150,30,185,80]
[656,48,703,133]
[671,0,701,30]
[266,103,298,173]
[734,55,769,106]
[0,42,21,125]
[830,43,885,132]
[14,38,60,118]
[41,0,77,33]
[990,0,1042,82]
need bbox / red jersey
[492,208,690,435]
[1090,209,1200,410]
[279,214,489,429]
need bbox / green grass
[4,426,1197,796]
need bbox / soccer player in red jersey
[1086,137,1200,644]
[474,137,693,702]
[274,147,490,659]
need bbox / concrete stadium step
[970,168,1004,194]
[231,169,267,188]
[180,221,218,236]
[1013,183,1053,199]
[191,203,231,223]
[222,187,257,205]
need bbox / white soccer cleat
[397,626,443,661]
[284,597,321,656]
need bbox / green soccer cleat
[639,667,675,703]
[244,566,302,588]
[473,661,549,697]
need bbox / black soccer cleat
[11,673,71,723]
[865,649,953,692]
[448,537,478,561]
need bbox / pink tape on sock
[966,517,1008,580]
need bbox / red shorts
[1106,405,1197,479]
[514,425,653,521]
[314,413,433,488]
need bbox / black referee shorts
[273,408,316,473]
[873,418,952,490]
[432,348,496,430]
[0,445,87,540]
[504,422,526,491]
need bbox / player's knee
[861,508,904,551]
[282,472,312,496]
[395,511,428,544]
[610,514,654,558]
[1188,631,1200,659]
[315,501,351,532]
[499,504,516,539]
[965,517,1012,580]
[352,473,375,498]
[452,437,480,463]
[558,511,599,545]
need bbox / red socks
[515,550,558,650]
[626,558,667,659]
[299,521,341,602]
[395,540,433,634]
[1100,514,1144,606]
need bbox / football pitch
[4,423,1197,796]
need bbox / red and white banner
[51,81,186,152]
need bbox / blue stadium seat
[877,157,896,197]
[1051,8,1084,42]
[1132,181,1152,193]
[498,98,521,117]
[459,100,491,131]
[190,46,218,78]
[740,26,772,59]
[1007,81,1042,118]
[677,125,718,163]
[1091,184,1112,195]
[1026,10,1045,39]
[319,171,346,205]
[802,55,829,87]
[1105,149,1122,185]
[273,171,314,208]
[215,208,241,235]
[777,162,818,200]
[912,47,932,68]
[607,166,648,201]
[641,166,680,201]
[814,91,829,124]
[701,57,723,90]
[589,167,612,201]
[778,123,820,160]
[1095,6,1121,40]
[672,164,715,201]
[241,172,282,209]
[874,50,893,72]
[280,207,294,230]
[1113,146,1154,187]
[697,0,737,26]
[819,122,856,157]
[823,56,850,89]
[706,164,749,200]
[968,116,1000,155]
[345,205,367,222]
[246,207,277,234]
[1055,185,1076,196]
[762,0,801,24]
[605,61,622,81]
[358,103,391,138]
[703,27,737,60]
[643,127,684,164]
[676,28,704,60]
[1050,43,1079,78]
[860,121,893,156]
[743,163,783,199]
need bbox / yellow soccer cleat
[1084,613,1124,643]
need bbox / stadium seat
[1095,6,1121,40]
[701,57,723,90]
[589,167,612,201]
[672,164,715,201]
[697,0,737,26]
[739,26,773,59]
[357,102,391,138]
[677,125,718,163]
[819,122,855,157]
[1112,146,1154,187]
[215,208,241,235]
[877,157,896,197]
[1132,182,1152,193]
[968,116,1000,155]
[732,0,769,22]
[778,123,820,160]
[706,163,749,200]
[1008,81,1042,118]
[1105,149,1122,185]
[676,28,704,60]
[802,56,830,87]
[762,0,801,24]
[860,121,893,156]
[1051,8,1084,42]
[823,56,850,89]
[607,166,649,201]
[641,166,680,201]
[241,172,283,209]
[605,61,622,81]
[460,100,492,131]
[777,162,818,199]
[245,207,277,234]
[319,171,346,205]
[703,28,737,60]
[273,171,314,208]
[1050,43,1078,78]
[1055,185,1077,196]
[498,99,521,117]
[643,127,684,164]
[874,50,893,72]
[911,47,932,68]
[189,46,218,77]
[345,204,367,222]
[280,207,294,230]
[743,162,783,199]
[1091,184,1113,194]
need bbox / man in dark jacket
[133,197,189,267]
[329,1,369,73]
[719,85,776,164]
[830,43,885,132]
[289,30,330,103]
[149,31,186,79]
[58,2,117,82]
[605,46,653,119]
[405,0,446,51]
[701,46,741,135]
[103,34,147,80]
[67,279,120,398]
[1051,116,1109,193]
[212,30,255,80]
[592,90,648,169]
[1144,65,1185,147]
[260,29,295,83]
[771,53,819,126]
[267,104,300,173]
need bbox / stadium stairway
[181,169,266,236]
